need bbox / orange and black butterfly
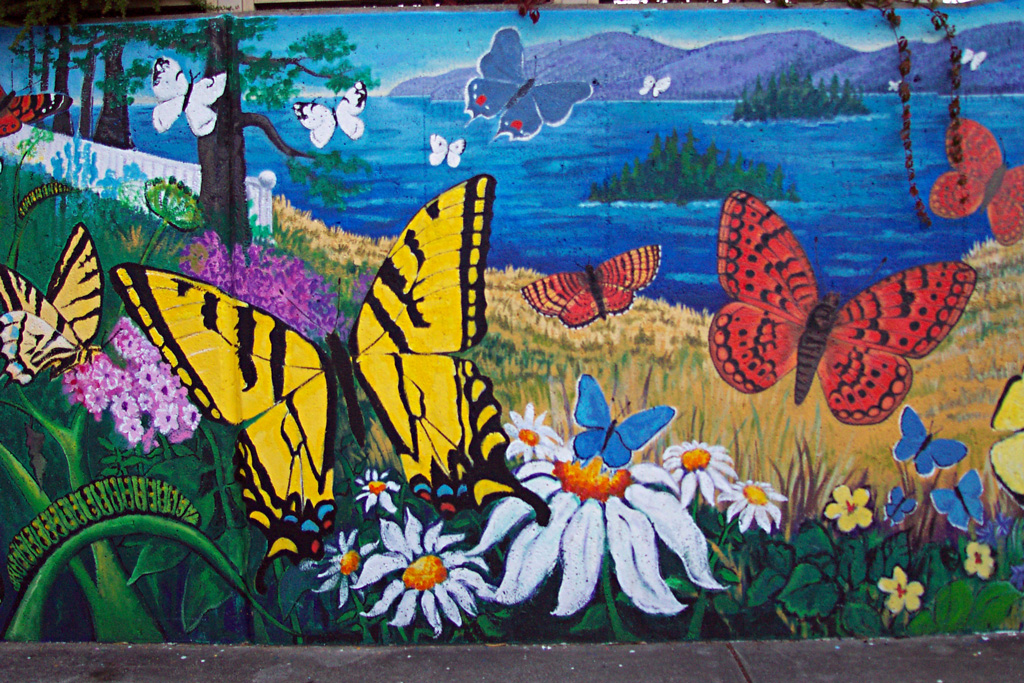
[0,85,73,138]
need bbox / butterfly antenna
[864,256,889,287]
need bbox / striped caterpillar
[6,476,200,590]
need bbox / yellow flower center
[518,428,540,447]
[368,481,387,495]
[554,458,631,503]
[682,448,712,472]
[403,555,448,591]
[339,550,360,576]
[743,484,769,507]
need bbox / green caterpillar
[6,476,200,590]
[16,181,75,220]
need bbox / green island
[733,66,870,121]
[588,128,799,205]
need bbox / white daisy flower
[353,511,493,638]
[717,480,787,534]
[355,468,401,515]
[467,456,724,617]
[663,441,737,506]
[299,530,377,608]
[504,403,563,462]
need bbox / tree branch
[239,55,345,80]
[240,111,311,158]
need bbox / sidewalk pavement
[0,633,1019,682]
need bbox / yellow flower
[823,485,873,533]
[877,566,925,614]
[964,541,995,579]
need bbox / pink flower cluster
[62,318,201,453]
[180,230,341,339]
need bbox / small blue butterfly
[571,374,675,469]
[884,486,918,525]
[930,469,985,532]
[892,405,968,477]
[464,28,593,141]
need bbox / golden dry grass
[277,195,1024,533]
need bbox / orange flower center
[896,583,907,598]
[518,428,540,447]
[553,458,631,503]
[682,448,712,472]
[403,555,448,591]
[368,481,387,495]
[339,550,360,576]
[975,552,983,564]
[846,501,856,514]
[743,485,769,507]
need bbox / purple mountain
[387,23,1024,100]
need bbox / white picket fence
[0,125,276,240]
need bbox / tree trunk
[78,47,96,139]
[52,26,72,135]
[39,30,51,90]
[92,41,134,149]
[197,16,250,243]
[27,32,35,88]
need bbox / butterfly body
[990,371,1024,506]
[710,191,976,425]
[521,245,660,329]
[929,118,1024,246]
[0,85,73,138]
[151,57,227,137]
[0,224,102,384]
[892,405,967,476]
[572,374,675,469]
[465,28,592,141]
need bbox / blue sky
[2,0,1020,97]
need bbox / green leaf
[838,539,867,586]
[908,610,939,636]
[747,569,787,608]
[778,563,840,618]
[968,581,1022,631]
[181,556,233,633]
[128,539,190,585]
[764,541,796,575]
[840,602,883,637]
[475,614,505,639]
[713,592,741,618]
[666,574,696,593]
[793,524,833,560]
[277,564,313,617]
[932,580,973,632]
[570,603,609,634]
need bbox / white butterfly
[639,74,671,98]
[428,134,466,168]
[888,80,901,92]
[960,48,987,71]
[151,56,226,138]
[292,81,367,149]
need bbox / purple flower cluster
[62,318,201,453]
[180,230,341,339]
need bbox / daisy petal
[379,491,397,514]
[389,589,419,628]
[379,519,410,559]
[629,463,677,490]
[336,578,350,608]
[446,578,479,616]
[404,512,423,557]
[351,552,406,589]
[552,499,605,617]
[466,498,533,556]
[421,590,443,637]
[363,579,404,618]
[606,497,685,615]
[625,484,723,590]
[434,583,463,627]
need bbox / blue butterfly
[930,469,985,532]
[892,405,967,477]
[884,486,918,525]
[571,374,675,469]
[464,27,593,141]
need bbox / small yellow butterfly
[990,368,1024,506]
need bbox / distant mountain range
[387,22,1024,100]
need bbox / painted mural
[0,0,1023,645]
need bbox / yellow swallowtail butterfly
[0,223,103,384]
[990,369,1024,507]
[109,263,338,584]
[338,174,549,523]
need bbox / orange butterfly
[0,85,73,138]
[929,118,1024,246]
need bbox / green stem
[350,585,373,644]
[138,220,168,265]
[686,594,708,640]
[601,554,633,642]
[4,515,295,640]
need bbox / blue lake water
[126,94,1021,312]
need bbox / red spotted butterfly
[0,85,72,138]
[929,118,1023,246]
[709,191,976,426]
[464,28,592,141]
[521,245,660,329]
